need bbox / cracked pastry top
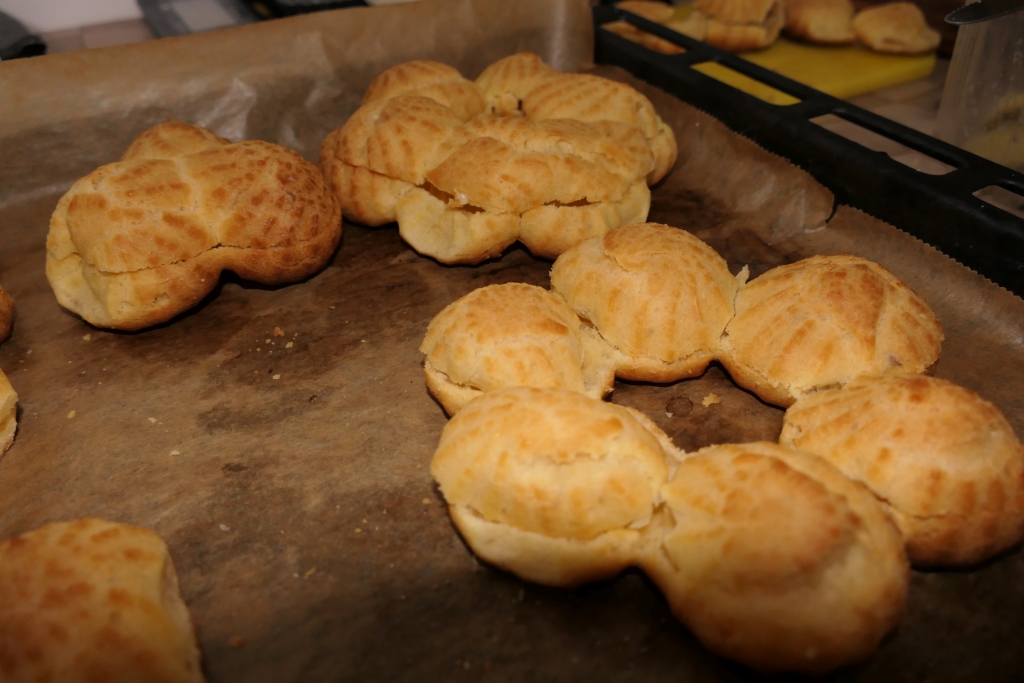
[430,387,676,588]
[319,54,677,265]
[46,121,341,331]
[641,441,908,675]
[551,222,745,382]
[719,254,943,407]
[781,374,1024,566]
[0,518,205,683]
[419,283,615,416]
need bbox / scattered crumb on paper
[304,567,317,579]
[67,410,76,419]
[273,327,285,337]
[701,393,720,407]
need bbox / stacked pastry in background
[610,0,940,54]
[422,221,1024,673]
[319,53,677,264]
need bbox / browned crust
[46,122,342,331]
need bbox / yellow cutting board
[665,6,936,105]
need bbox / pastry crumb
[272,374,281,380]
[148,417,156,423]
[354,528,362,534]
[82,334,91,341]
[422,498,431,505]
[67,410,76,419]
[219,523,229,531]
[701,393,720,407]
[170,449,181,456]
[304,567,317,578]
[285,342,293,348]
[228,636,246,648]
[273,327,285,337]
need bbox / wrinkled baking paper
[1,1,1023,681]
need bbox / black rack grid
[593,4,1024,296]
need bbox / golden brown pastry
[0,369,16,457]
[0,518,204,683]
[667,11,711,41]
[322,55,676,264]
[642,442,908,674]
[474,52,560,116]
[720,255,943,407]
[694,0,785,51]
[431,387,675,587]
[615,0,676,22]
[360,59,486,121]
[783,0,855,44]
[551,223,744,382]
[781,374,1024,566]
[47,121,341,331]
[853,2,940,55]
[321,55,671,264]
[420,283,616,415]
[522,72,678,185]
[0,285,13,342]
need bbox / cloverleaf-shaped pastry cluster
[422,221,1024,672]
[431,387,910,674]
[46,121,342,331]
[422,222,944,413]
[319,54,677,264]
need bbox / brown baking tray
[1,1,1023,680]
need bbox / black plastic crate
[593,4,1024,296]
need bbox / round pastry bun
[642,441,908,674]
[781,374,1024,566]
[0,518,203,683]
[431,387,674,587]
[420,283,616,415]
[853,2,940,55]
[551,222,744,382]
[720,255,943,407]
[783,0,856,45]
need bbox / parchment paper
[1,2,1024,681]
